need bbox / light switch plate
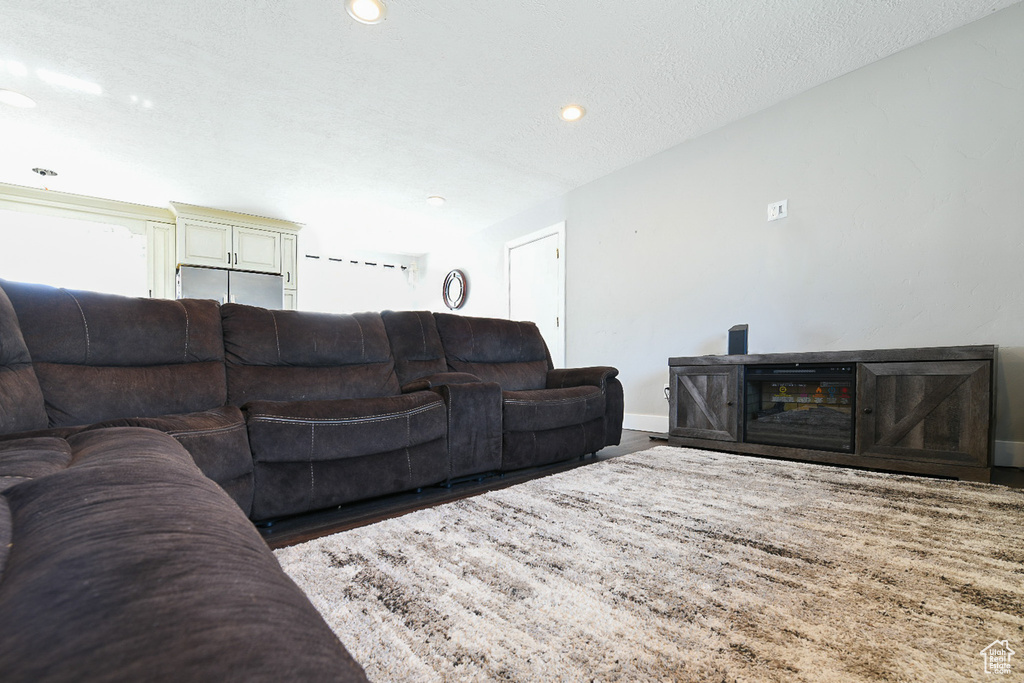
[767,199,788,221]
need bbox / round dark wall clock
[442,269,467,310]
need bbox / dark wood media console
[668,345,996,481]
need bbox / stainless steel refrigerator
[176,265,283,309]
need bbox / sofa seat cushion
[502,418,608,471]
[243,393,448,521]
[0,437,72,493]
[0,426,86,444]
[244,392,446,464]
[81,406,254,516]
[0,428,366,682]
[502,385,606,432]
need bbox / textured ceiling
[0,0,1019,252]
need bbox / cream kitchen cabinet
[177,218,281,274]
[281,232,298,309]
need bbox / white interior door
[506,223,565,367]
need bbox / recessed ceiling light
[426,195,446,207]
[560,104,586,122]
[346,0,387,24]
[0,89,36,108]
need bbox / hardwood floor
[991,465,1024,488]
[259,430,1022,550]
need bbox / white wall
[426,4,1024,464]
[295,229,424,314]
[417,196,568,317]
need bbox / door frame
[504,221,566,368]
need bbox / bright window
[0,209,148,297]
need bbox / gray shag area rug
[276,446,1024,682]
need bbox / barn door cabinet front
[666,346,994,481]
[857,361,991,468]
[669,365,740,442]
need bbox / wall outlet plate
[767,199,788,221]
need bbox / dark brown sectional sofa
[0,429,367,682]
[0,278,622,680]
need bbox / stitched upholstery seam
[269,310,282,362]
[405,415,413,481]
[248,402,442,425]
[459,360,545,366]
[178,301,191,362]
[353,316,366,361]
[445,387,453,480]
[417,313,427,356]
[166,423,246,438]
[309,424,316,505]
[505,395,598,405]
[63,290,90,364]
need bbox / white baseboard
[623,413,669,434]
[994,440,1024,468]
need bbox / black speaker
[728,324,748,355]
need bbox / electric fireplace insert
[744,363,856,453]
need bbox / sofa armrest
[434,381,502,477]
[401,372,482,393]
[546,366,619,390]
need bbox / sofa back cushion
[222,304,400,405]
[0,280,226,427]
[381,310,448,385]
[0,285,48,434]
[433,313,552,391]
